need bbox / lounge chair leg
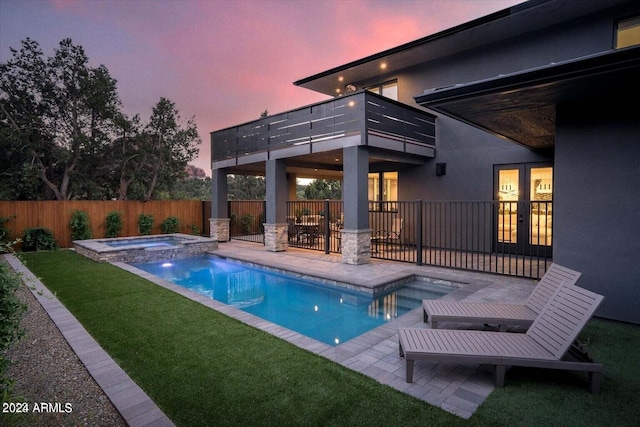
[405,359,415,383]
[589,371,602,394]
[423,309,428,323]
[495,365,506,387]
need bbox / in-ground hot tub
[73,233,218,263]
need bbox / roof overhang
[414,47,640,149]
[294,0,632,97]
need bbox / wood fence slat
[0,200,210,249]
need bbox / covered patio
[210,90,436,265]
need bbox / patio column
[264,158,288,251]
[341,145,371,264]
[210,167,230,242]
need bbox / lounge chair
[400,283,604,393]
[423,263,581,331]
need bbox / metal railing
[228,200,265,243]
[228,199,553,278]
[286,200,343,253]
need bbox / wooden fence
[0,201,211,249]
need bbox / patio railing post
[262,200,267,246]
[416,200,423,266]
[324,199,331,254]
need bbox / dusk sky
[1,0,525,175]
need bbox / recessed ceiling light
[338,76,344,82]
[380,62,387,70]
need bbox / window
[368,171,398,211]
[616,16,640,49]
[366,80,398,101]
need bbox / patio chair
[423,263,581,331]
[371,217,403,252]
[400,283,604,393]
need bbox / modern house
[210,0,640,324]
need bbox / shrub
[137,214,154,235]
[189,223,201,236]
[240,213,254,235]
[21,228,58,251]
[0,216,13,243]
[69,210,92,241]
[105,211,123,238]
[0,262,26,397]
[0,217,16,254]
[160,216,180,234]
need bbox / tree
[106,98,200,200]
[303,179,341,200]
[141,98,200,200]
[0,38,122,200]
[227,175,265,200]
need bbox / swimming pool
[132,255,457,346]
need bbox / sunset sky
[1,0,525,175]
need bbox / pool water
[133,255,455,346]
[105,237,182,249]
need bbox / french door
[495,163,553,256]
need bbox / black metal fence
[228,200,265,243]
[228,199,553,278]
[286,200,343,253]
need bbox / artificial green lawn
[17,251,640,426]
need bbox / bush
[0,217,16,254]
[0,216,13,243]
[0,262,26,397]
[137,214,154,235]
[21,228,58,251]
[240,213,254,235]
[69,210,92,241]
[160,216,180,234]
[189,223,201,236]
[105,211,123,238]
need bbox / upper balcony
[211,91,436,170]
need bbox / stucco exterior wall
[554,102,640,324]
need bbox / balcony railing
[211,91,436,164]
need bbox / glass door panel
[494,163,553,256]
[498,169,519,244]
[529,167,553,246]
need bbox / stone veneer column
[340,229,371,265]
[341,145,370,265]
[210,218,230,242]
[264,223,288,252]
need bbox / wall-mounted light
[345,84,357,93]
[436,163,446,176]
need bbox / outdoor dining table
[295,221,319,245]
